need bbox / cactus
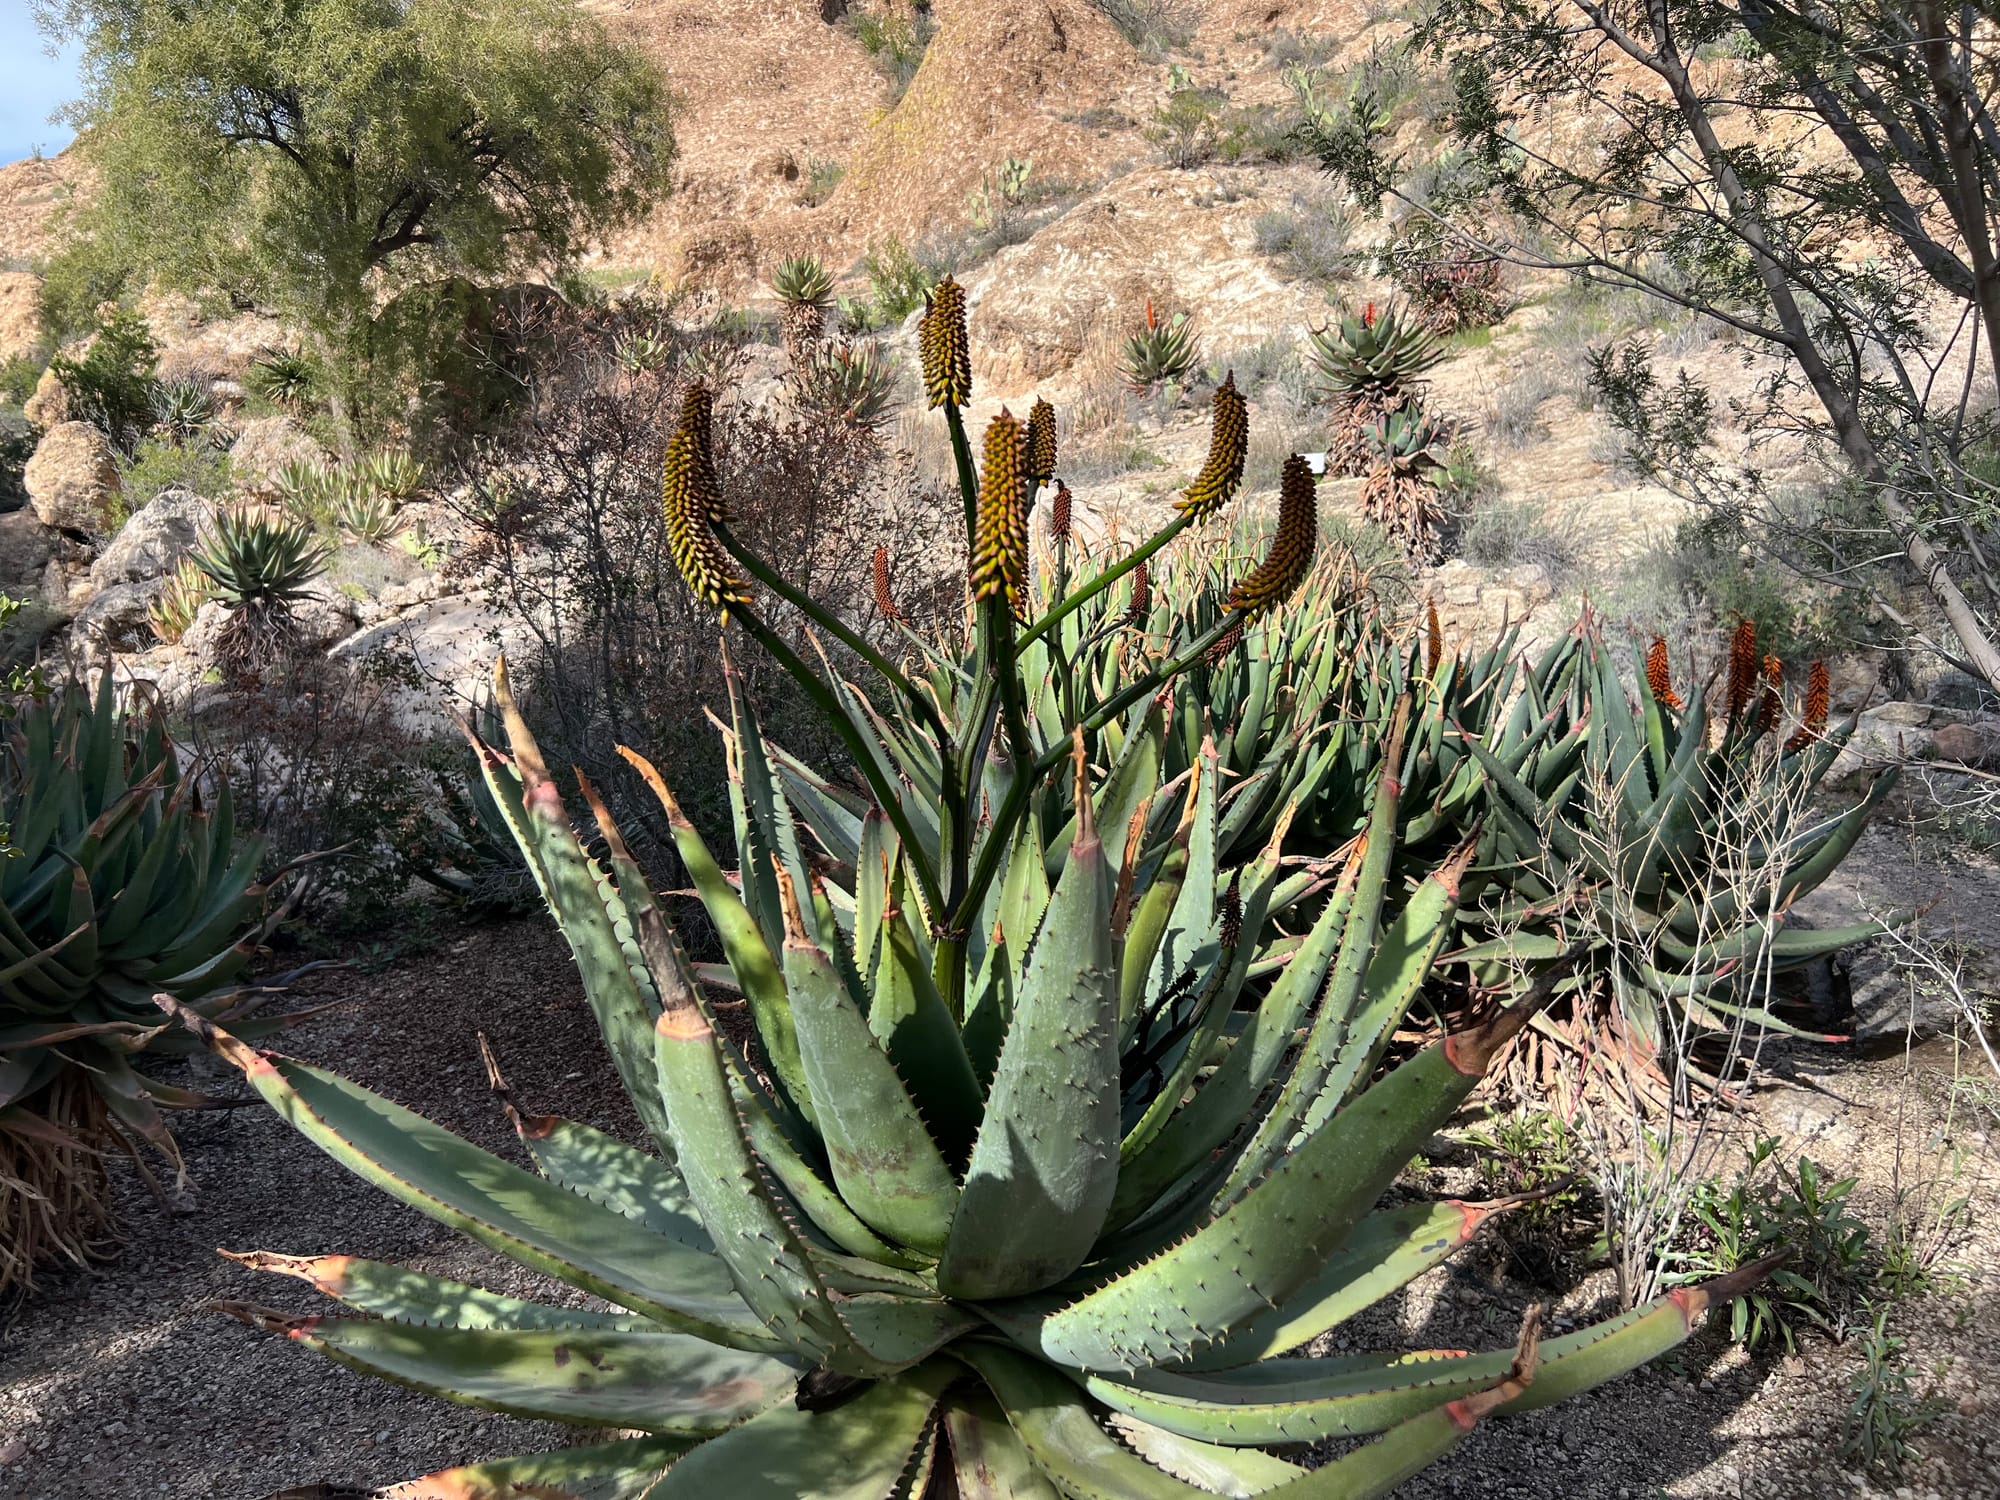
[1305,300,1444,476]
[1122,302,1202,391]
[1361,405,1452,563]
[0,676,295,1294]
[175,288,1771,1499]
[772,253,837,361]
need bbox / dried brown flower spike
[1122,560,1152,627]
[1426,600,1444,676]
[872,545,903,623]
[1049,482,1073,543]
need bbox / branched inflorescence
[662,382,747,617]
[1176,373,1248,521]
[921,276,972,410]
[1227,455,1318,615]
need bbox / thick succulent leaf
[375,1435,696,1500]
[722,669,815,961]
[1106,1415,1304,1496]
[649,1362,951,1499]
[222,1250,647,1331]
[170,1009,773,1350]
[1179,1200,1506,1370]
[265,1314,798,1432]
[1019,1032,1499,1374]
[499,1100,711,1254]
[869,902,984,1168]
[939,781,1118,1299]
[946,1393,1063,1500]
[784,892,960,1255]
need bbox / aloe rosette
[172,288,1769,1499]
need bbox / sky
[0,10,81,167]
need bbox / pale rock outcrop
[73,579,165,654]
[22,367,68,429]
[0,271,42,364]
[229,416,328,500]
[89,488,209,590]
[0,509,54,595]
[24,420,121,532]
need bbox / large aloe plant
[173,277,1767,1499]
[0,675,294,1293]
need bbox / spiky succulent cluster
[150,377,218,447]
[1,677,292,1293]
[247,349,317,411]
[794,339,900,430]
[1176,372,1248,520]
[331,473,407,544]
[1309,301,1445,479]
[661,383,746,618]
[772,254,837,358]
[180,300,1778,1500]
[147,557,210,645]
[920,275,972,408]
[1120,301,1201,391]
[190,507,327,613]
[1361,406,1451,563]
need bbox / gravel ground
[1,913,1995,1500]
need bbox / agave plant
[332,473,408,545]
[407,697,537,915]
[150,377,218,447]
[1305,302,1443,476]
[361,449,426,503]
[0,676,294,1293]
[772,253,837,360]
[247,349,319,412]
[1361,406,1452,563]
[190,507,329,665]
[794,339,900,431]
[147,556,211,645]
[271,457,337,524]
[175,274,1767,1499]
[1122,302,1202,391]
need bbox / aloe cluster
[1360,408,1451,563]
[182,275,1766,1498]
[0,676,292,1292]
[772,253,837,359]
[1122,302,1202,391]
[1305,300,1442,478]
[190,506,329,664]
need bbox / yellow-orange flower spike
[1050,481,1073,542]
[1726,618,1759,721]
[1227,454,1318,615]
[920,276,972,409]
[662,384,747,617]
[1756,655,1784,733]
[1645,637,1683,711]
[1785,660,1830,752]
[1027,397,1058,482]
[872,545,903,623]
[970,410,1029,612]
[1176,373,1249,521]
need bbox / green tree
[1305,0,2000,696]
[38,0,674,449]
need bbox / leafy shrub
[1092,0,1200,52]
[1148,66,1226,168]
[1455,494,1589,589]
[1253,195,1363,289]
[845,3,935,96]
[860,238,937,325]
[117,435,233,508]
[0,352,47,406]
[48,306,159,452]
[1462,1110,1593,1285]
[1840,1310,1951,1476]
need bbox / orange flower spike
[1756,655,1783,734]
[1785,660,1830,752]
[1725,618,1759,721]
[1645,637,1683,711]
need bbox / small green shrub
[1839,1309,1951,1477]
[1148,67,1227,168]
[118,436,233,508]
[859,239,937,326]
[845,5,935,97]
[804,156,845,205]
[34,235,138,345]
[1092,0,1200,53]
[1455,494,1587,589]
[1461,1110,1592,1286]
[0,352,47,406]
[1252,195,1363,289]
[48,307,159,452]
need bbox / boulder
[0,271,42,365]
[89,488,208,590]
[24,421,121,532]
[229,416,328,500]
[1932,720,2000,768]
[293,577,363,651]
[21,367,67,430]
[0,509,53,595]
[73,579,165,654]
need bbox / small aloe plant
[1122,301,1202,391]
[170,276,1770,1499]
